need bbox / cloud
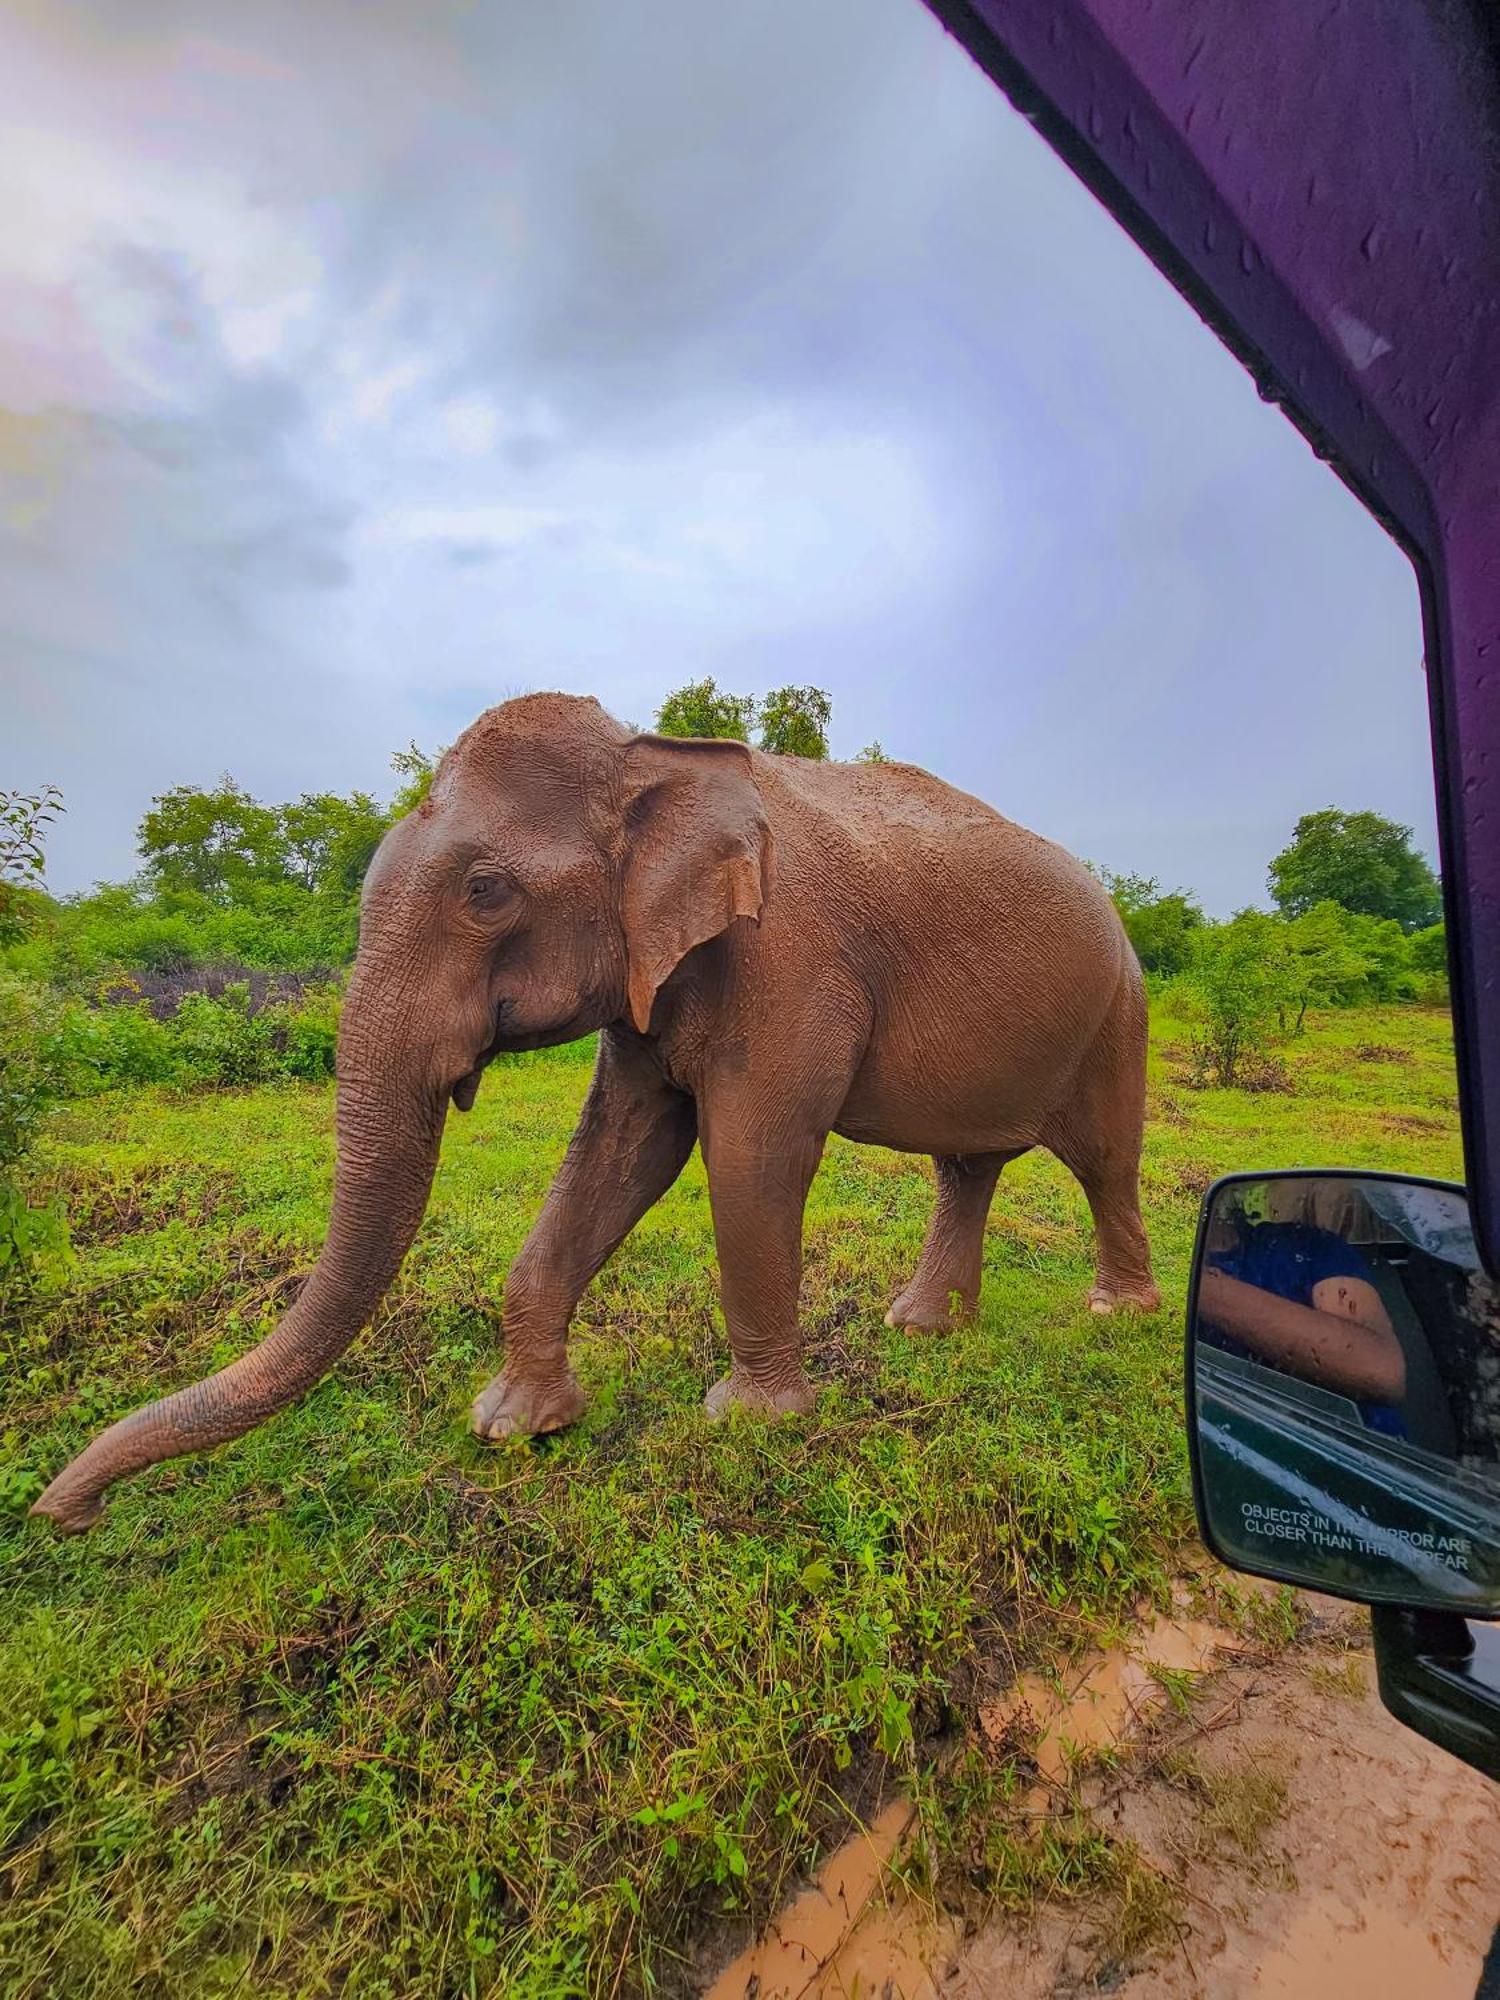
[1,0,1434,911]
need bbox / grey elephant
[33,693,1157,1532]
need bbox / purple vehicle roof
[926,0,1500,1271]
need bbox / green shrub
[0,880,363,986]
[52,996,176,1091]
[274,985,342,1080]
[1410,920,1448,973]
[168,986,280,1087]
[108,911,202,975]
[1100,872,1205,977]
[1408,921,1450,1004]
[0,975,72,1285]
[1183,914,1294,1088]
[41,984,346,1095]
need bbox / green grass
[0,1007,1461,1995]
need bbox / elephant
[32,693,1158,1533]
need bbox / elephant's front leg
[472,1033,697,1440]
[700,1118,827,1419]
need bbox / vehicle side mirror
[1186,1171,1500,1615]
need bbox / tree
[1408,918,1449,1002]
[854,742,891,764]
[1268,808,1440,931]
[652,679,835,756]
[1099,871,1205,977]
[1184,913,1295,1086]
[1281,901,1377,1030]
[1409,920,1447,974]
[138,779,290,902]
[654,679,756,743]
[757,684,831,759]
[0,785,63,947]
[280,792,388,894]
[389,742,442,818]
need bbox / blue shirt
[1206,1223,1406,1437]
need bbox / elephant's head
[31,694,771,1532]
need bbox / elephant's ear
[620,735,773,1033]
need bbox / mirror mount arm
[1371,1605,1500,1779]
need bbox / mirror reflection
[1190,1173,1500,1611]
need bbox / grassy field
[0,1003,1461,1996]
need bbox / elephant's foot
[1087,1279,1162,1316]
[471,1363,587,1441]
[704,1367,816,1420]
[884,1279,976,1332]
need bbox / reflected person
[1199,1219,1408,1435]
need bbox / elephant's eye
[466,872,512,910]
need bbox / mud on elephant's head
[31,694,773,1535]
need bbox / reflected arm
[1199,1269,1407,1404]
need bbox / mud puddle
[706,1608,1234,2000]
[704,1593,1500,2000]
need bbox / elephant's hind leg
[886,1151,1014,1331]
[1045,969,1159,1315]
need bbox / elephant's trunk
[31,1042,448,1534]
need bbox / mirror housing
[1186,1171,1500,1616]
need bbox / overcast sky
[2,0,1436,910]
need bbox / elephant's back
[752,754,1135,1154]
[753,750,1113,942]
[755,750,1009,845]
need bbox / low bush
[168,988,282,1087]
[2,882,361,986]
[1180,914,1290,1088]
[52,981,345,1095]
[0,975,72,1285]
[52,997,177,1090]
[272,983,343,1080]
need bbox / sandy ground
[704,1591,1500,2000]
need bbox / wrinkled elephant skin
[32,695,1157,1532]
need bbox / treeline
[1095,806,1445,1086]
[0,691,1452,1283]
[2,748,436,986]
[1,691,1447,1096]
[1,685,880,986]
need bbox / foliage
[1409,920,1448,974]
[389,742,443,819]
[654,680,834,757]
[0,977,72,1288]
[50,983,343,1094]
[1178,900,1426,1084]
[0,785,64,949]
[756,684,832,760]
[654,678,757,744]
[1268,807,1441,931]
[1407,920,1450,1004]
[139,779,290,902]
[0,795,72,1283]
[3,882,359,986]
[274,985,344,1080]
[1100,873,1205,978]
[0,1004,1460,1993]
[167,989,283,1088]
[0,745,460,990]
[1279,901,1386,1030]
[279,791,388,894]
[1182,913,1295,1087]
[854,741,891,764]
[51,997,177,1090]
